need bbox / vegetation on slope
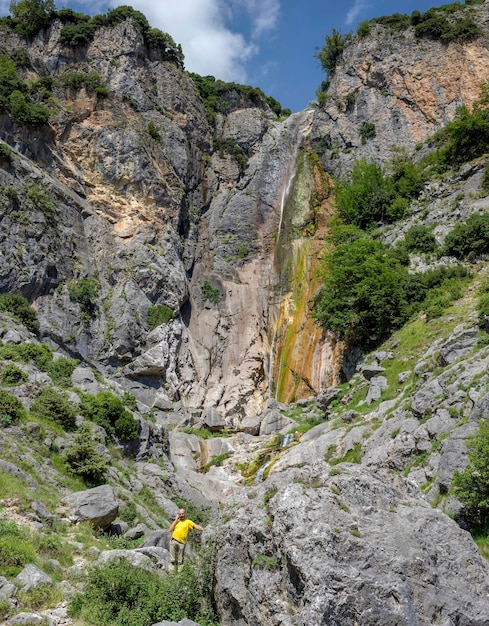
[313,84,489,352]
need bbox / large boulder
[65,485,119,530]
[213,464,489,626]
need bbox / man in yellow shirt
[168,508,204,570]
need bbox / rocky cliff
[2,3,489,626]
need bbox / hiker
[168,508,204,570]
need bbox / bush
[452,417,489,524]
[477,280,489,328]
[67,278,99,318]
[359,122,376,144]
[9,0,56,39]
[0,363,28,386]
[114,412,139,441]
[316,29,352,77]
[0,389,27,425]
[147,304,174,330]
[64,422,109,485]
[0,292,38,333]
[80,391,138,440]
[201,280,220,305]
[26,184,56,221]
[8,90,50,126]
[41,356,79,387]
[59,22,96,47]
[357,21,371,38]
[0,143,12,162]
[31,387,77,430]
[68,558,218,626]
[403,225,438,254]
[442,212,489,259]
[314,235,410,349]
[334,159,393,229]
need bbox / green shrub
[59,71,106,93]
[31,387,77,430]
[59,22,96,47]
[26,184,56,221]
[68,559,218,626]
[452,417,489,524]
[114,412,139,441]
[477,286,489,328]
[8,48,31,68]
[334,159,393,229]
[481,162,489,193]
[0,388,27,425]
[373,13,410,31]
[147,304,174,330]
[8,90,50,126]
[41,356,79,387]
[316,29,352,77]
[64,423,109,485]
[359,122,376,144]
[201,280,220,305]
[67,278,100,318]
[0,292,39,333]
[80,390,138,440]
[314,235,410,349]
[403,225,438,253]
[9,0,56,39]
[0,143,12,161]
[188,73,287,124]
[0,363,28,386]
[357,21,371,38]
[147,121,160,141]
[442,212,489,259]
[214,137,248,173]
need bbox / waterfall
[267,109,330,403]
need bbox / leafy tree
[442,212,489,260]
[9,0,55,38]
[334,159,394,229]
[316,29,352,77]
[314,235,410,349]
[403,225,438,254]
[452,418,489,524]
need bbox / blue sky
[2,1,455,111]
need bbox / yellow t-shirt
[172,519,195,544]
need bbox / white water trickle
[268,110,315,401]
[281,433,295,447]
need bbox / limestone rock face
[312,7,489,177]
[213,464,489,626]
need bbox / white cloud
[103,0,277,83]
[345,0,369,27]
[241,0,280,38]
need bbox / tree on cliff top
[9,0,55,38]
